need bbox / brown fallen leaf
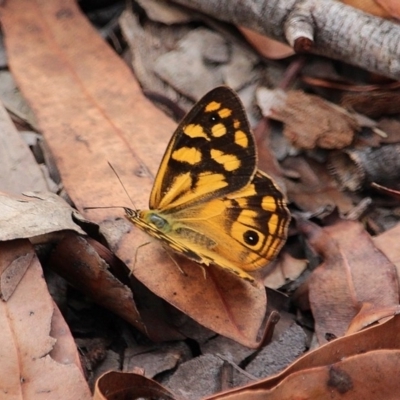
[377,118,400,144]
[341,0,393,18]
[0,240,91,399]
[341,90,400,118]
[205,314,400,398]
[0,71,38,127]
[0,251,33,301]
[129,240,268,348]
[376,0,400,18]
[48,233,151,339]
[136,0,193,25]
[282,156,354,214]
[238,27,294,59]
[342,0,400,19]
[0,191,86,241]
[373,221,400,274]
[264,252,308,289]
[94,371,176,400]
[0,98,47,194]
[214,350,400,399]
[49,305,86,374]
[257,88,359,149]
[298,218,399,344]
[254,126,289,196]
[0,0,268,347]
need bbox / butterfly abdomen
[174,226,216,250]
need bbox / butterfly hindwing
[150,87,257,212]
[168,171,289,275]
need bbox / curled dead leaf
[257,88,358,149]
[94,371,176,400]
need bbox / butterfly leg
[131,241,151,276]
[165,250,188,277]
[198,264,208,280]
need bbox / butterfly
[125,86,290,285]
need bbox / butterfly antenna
[108,161,137,209]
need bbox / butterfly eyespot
[243,230,259,246]
[209,113,220,123]
[149,214,167,229]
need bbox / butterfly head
[124,207,139,220]
[124,207,172,237]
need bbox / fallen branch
[169,0,400,80]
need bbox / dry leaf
[239,26,294,59]
[299,218,399,344]
[282,156,354,214]
[376,0,400,18]
[341,0,397,18]
[341,90,400,118]
[0,251,33,301]
[264,252,308,289]
[137,0,193,24]
[94,371,175,400]
[0,240,91,399]
[48,233,152,338]
[0,71,38,127]
[130,242,268,348]
[0,191,85,241]
[0,97,47,193]
[374,222,400,274]
[154,28,224,98]
[257,88,358,149]
[49,305,85,374]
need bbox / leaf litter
[0,0,400,399]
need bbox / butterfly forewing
[150,87,257,212]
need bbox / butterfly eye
[243,230,259,246]
[209,112,220,123]
[149,214,167,230]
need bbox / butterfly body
[126,87,290,284]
